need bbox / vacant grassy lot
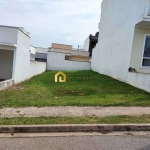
[1,115,150,125]
[0,71,150,108]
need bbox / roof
[0,25,30,38]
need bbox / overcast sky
[0,0,102,48]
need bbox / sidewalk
[0,107,150,118]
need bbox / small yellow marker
[55,71,66,82]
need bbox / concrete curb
[0,124,150,133]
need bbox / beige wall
[50,48,71,54]
[130,27,150,73]
[50,48,89,56]
[0,49,14,80]
[52,43,72,50]
[65,55,90,62]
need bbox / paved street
[0,132,150,150]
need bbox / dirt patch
[54,89,97,96]
[7,85,25,91]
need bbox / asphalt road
[0,133,150,150]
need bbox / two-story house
[92,0,150,92]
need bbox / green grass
[0,70,150,108]
[1,115,150,125]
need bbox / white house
[35,47,48,62]
[83,32,99,57]
[91,0,150,92]
[0,25,46,90]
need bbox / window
[142,36,150,67]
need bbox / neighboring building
[0,25,46,90]
[47,43,91,70]
[83,32,99,57]
[91,0,150,92]
[35,47,48,62]
[30,45,36,61]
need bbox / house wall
[70,50,89,56]
[35,47,48,54]
[50,48,89,56]
[0,26,46,90]
[127,72,150,92]
[30,46,35,54]
[35,47,48,62]
[65,55,89,62]
[30,46,35,61]
[35,53,47,59]
[91,0,150,92]
[50,48,71,54]
[47,52,91,70]
[130,27,150,73]
[52,43,72,50]
[13,29,31,83]
[13,30,47,83]
[0,79,14,90]
[0,26,18,44]
[83,36,90,51]
[29,61,46,78]
[30,53,35,61]
[0,50,14,80]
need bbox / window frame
[140,34,150,69]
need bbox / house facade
[91,0,150,92]
[0,25,46,90]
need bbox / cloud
[0,0,102,48]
